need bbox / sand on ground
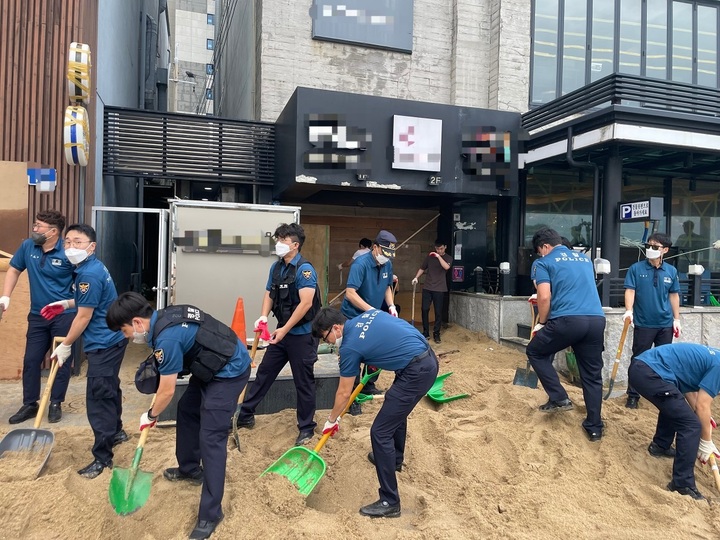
[1,325,720,540]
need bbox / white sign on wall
[392,115,442,172]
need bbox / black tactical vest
[269,256,322,328]
[153,305,239,382]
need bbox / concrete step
[500,336,529,354]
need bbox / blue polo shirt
[338,310,429,376]
[265,253,317,335]
[10,238,76,315]
[637,343,720,397]
[531,245,604,318]
[147,311,251,378]
[624,260,679,328]
[73,255,124,351]
[341,252,394,319]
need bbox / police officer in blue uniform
[629,343,720,500]
[527,227,606,441]
[236,222,321,447]
[341,230,398,408]
[623,232,681,409]
[43,224,128,478]
[2,210,76,424]
[107,292,251,540]
[312,307,438,518]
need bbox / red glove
[256,321,272,341]
[528,294,537,305]
[429,252,438,258]
[711,417,717,429]
[322,418,339,437]
[40,300,70,321]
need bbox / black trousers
[86,339,128,464]
[370,349,438,506]
[421,289,444,336]
[626,326,673,398]
[526,315,606,432]
[23,312,75,405]
[176,368,249,522]
[239,332,318,431]
[629,360,700,489]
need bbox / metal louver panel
[103,107,275,184]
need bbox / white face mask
[275,242,291,257]
[645,247,662,260]
[65,247,89,265]
[333,330,342,349]
[132,322,149,344]
[376,254,389,265]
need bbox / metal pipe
[566,127,600,259]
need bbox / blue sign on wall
[27,168,56,185]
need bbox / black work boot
[48,402,62,423]
[9,403,39,424]
[433,333,441,344]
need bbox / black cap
[375,230,397,259]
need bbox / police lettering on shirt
[355,310,380,340]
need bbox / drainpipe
[566,127,600,259]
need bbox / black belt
[408,348,432,365]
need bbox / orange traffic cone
[230,297,247,346]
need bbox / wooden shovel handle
[34,359,61,429]
[709,454,720,494]
[137,395,158,449]
[609,318,632,382]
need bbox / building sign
[452,266,464,282]
[392,115,442,172]
[618,197,664,222]
[304,113,371,170]
[310,0,413,53]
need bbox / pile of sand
[2,325,720,539]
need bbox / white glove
[388,305,398,317]
[139,410,157,431]
[531,323,544,337]
[337,263,344,270]
[528,294,537,305]
[622,310,633,326]
[411,278,418,286]
[697,438,720,464]
[254,315,268,330]
[322,418,340,436]
[50,343,72,366]
[673,319,682,338]
[714,240,720,250]
[0,296,9,311]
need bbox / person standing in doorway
[623,232,681,409]
[235,223,322,447]
[526,227,606,441]
[675,220,704,274]
[411,239,452,343]
[1,210,76,425]
[338,238,372,272]
[42,224,129,478]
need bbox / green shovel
[262,369,381,496]
[109,396,156,515]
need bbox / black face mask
[31,232,48,246]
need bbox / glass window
[562,0,587,94]
[619,0,642,75]
[646,0,668,79]
[206,39,214,50]
[697,5,718,87]
[672,1,693,82]
[619,176,667,272]
[671,179,720,274]
[205,88,214,100]
[531,0,560,103]
[206,63,214,75]
[207,13,215,25]
[524,169,593,247]
[590,0,614,82]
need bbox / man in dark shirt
[411,239,452,343]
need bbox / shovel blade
[513,363,539,389]
[0,428,54,478]
[108,466,153,515]
[262,446,326,496]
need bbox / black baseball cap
[375,230,397,258]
